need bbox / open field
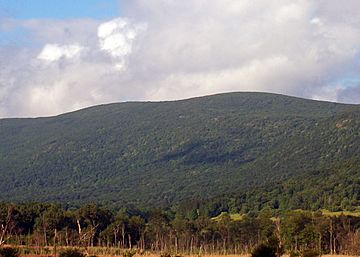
[211,209,360,222]
[320,209,360,217]
[5,246,359,257]
[16,254,360,257]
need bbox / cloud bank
[1,0,360,117]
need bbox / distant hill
[0,92,359,211]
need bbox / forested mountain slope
[0,92,359,210]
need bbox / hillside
[0,92,359,211]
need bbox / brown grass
[18,254,359,257]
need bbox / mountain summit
[1,92,359,210]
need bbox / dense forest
[0,92,359,211]
[1,202,360,255]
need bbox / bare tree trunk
[190,236,193,255]
[43,223,48,246]
[54,229,57,257]
[0,206,14,246]
[114,231,117,247]
[77,219,82,240]
[122,224,125,248]
[223,238,226,255]
[128,234,132,249]
[141,232,145,250]
[330,220,333,255]
[175,235,178,254]
[156,232,159,251]
[212,235,215,254]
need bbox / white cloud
[275,3,307,23]
[98,17,145,58]
[98,18,127,38]
[310,17,322,25]
[1,0,360,118]
[37,44,84,62]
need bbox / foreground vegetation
[1,203,360,256]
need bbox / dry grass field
[6,245,358,257]
[17,254,360,257]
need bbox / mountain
[0,92,359,211]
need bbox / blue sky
[0,0,120,46]
[0,0,119,19]
[0,0,360,118]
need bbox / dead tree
[0,205,14,246]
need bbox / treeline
[1,203,360,255]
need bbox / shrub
[58,249,85,257]
[302,249,319,257]
[267,236,284,257]
[160,253,171,257]
[251,244,276,257]
[0,247,19,257]
[123,250,136,257]
[290,250,300,257]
